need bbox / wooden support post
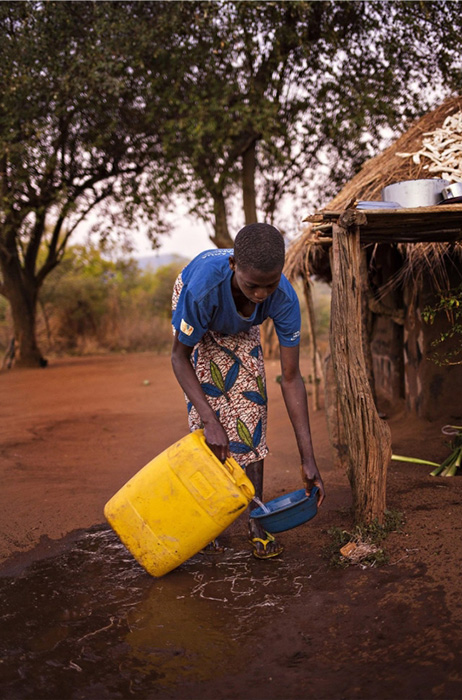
[302,277,322,410]
[359,247,377,406]
[330,211,391,525]
[323,349,348,471]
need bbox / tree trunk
[1,254,46,367]
[210,193,234,248]
[330,213,391,525]
[242,142,258,224]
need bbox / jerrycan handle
[197,429,237,484]
[196,430,254,500]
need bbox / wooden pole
[330,211,391,525]
[323,349,348,471]
[359,247,377,406]
[302,277,322,410]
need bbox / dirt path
[1,353,462,699]
[0,352,344,567]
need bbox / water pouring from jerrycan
[105,429,319,577]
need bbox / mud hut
[287,96,462,422]
[285,96,462,525]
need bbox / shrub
[38,245,184,355]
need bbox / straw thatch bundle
[284,224,328,281]
[285,96,462,289]
[285,225,332,284]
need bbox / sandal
[249,531,284,560]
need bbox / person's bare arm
[171,331,229,461]
[279,344,325,505]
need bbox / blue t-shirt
[172,249,301,347]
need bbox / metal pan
[382,178,450,207]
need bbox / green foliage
[152,0,462,235]
[150,264,184,319]
[422,284,462,366]
[2,0,462,365]
[0,1,183,363]
[39,246,183,354]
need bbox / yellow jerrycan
[104,429,255,577]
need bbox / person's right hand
[203,418,229,462]
[301,459,326,506]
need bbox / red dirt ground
[1,353,462,699]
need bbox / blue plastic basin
[249,487,319,533]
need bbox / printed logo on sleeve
[290,330,301,341]
[180,319,194,336]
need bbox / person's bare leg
[246,460,283,558]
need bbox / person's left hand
[301,460,325,506]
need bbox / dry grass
[30,312,173,357]
[326,96,462,210]
[287,95,462,292]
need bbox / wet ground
[0,525,321,700]
[3,522,462,700]
[3,355,462,699]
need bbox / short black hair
[233,223,285,272]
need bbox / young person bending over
[171,223,325,559]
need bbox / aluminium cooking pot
[441,182,462,201]
[381,178,450,208]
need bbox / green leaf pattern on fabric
[210,360,225,393]
[179,322,268,466]
[237,418,253,449]
[256,375,266,402]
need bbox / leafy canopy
[152,1,462,234]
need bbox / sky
[73,197,308,262]
[72,200,215,262]
[133,211,214,260]
[130,211,306,261]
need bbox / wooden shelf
[307,205,462,244]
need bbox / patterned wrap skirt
[172,273,268,467]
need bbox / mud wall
[368,245,405,413]
[370,316,404,409]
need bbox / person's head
[229,223,285,304]
[233,223,285,272]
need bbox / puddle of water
[0,524,318,699]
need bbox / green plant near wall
[422,283,462,366]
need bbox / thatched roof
[328,95,462,210]
[285,96,462,286]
